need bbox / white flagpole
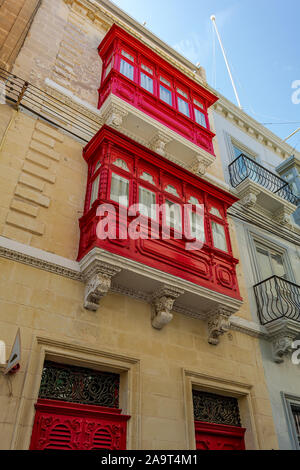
[210,15,242,110]
[283,127,300,142]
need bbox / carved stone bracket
[274,207,293,227]
[103,104,128,129]
[265,318,300,363]
[82,261,121,311]
[207,306,235,345]
[151,286,184,329]
[239,190,259,209]
[149,131,172,157]
[189,156,211,177]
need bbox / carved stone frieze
[151,286,184,329]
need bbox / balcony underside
[234,179,297,225]
[98,94,215,176]
[79,247,243,344]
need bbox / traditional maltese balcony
[254,275,300,362]
[97,25,218,177]
[77,126,242,343]
[229,154,298,225]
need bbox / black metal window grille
[192,390,241,427]
[291,405,300,446]
[228,154,298,206]
[254,275,300,325]
[39,361,120,408]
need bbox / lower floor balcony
[254,275,300,362]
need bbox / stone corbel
[103,105,128,129]
[83,261,121,311]
[273,207,293,227]
[265,318,300,363]
[271,335,294,363]
[239,190,259,209]
[189,156,210,177]
[149,131,172,157]
[151,286,184,329]
[207,306,234,345]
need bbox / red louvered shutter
[30,399,130,450]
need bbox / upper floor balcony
[254,275,300,362]
[77,126,242,343]
[229,154,299,225]
[97,25,218,176]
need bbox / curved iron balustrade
[229,154,299,206]
[254,275,300,325]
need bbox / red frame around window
[98,25,218,155]
[78,126,241,301]
[195,421,246,450]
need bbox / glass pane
[189,210,205,242]
[121,50,134,61]
[256,245,273,280]
[160,85,172,105]
[113,158,129,171]
[140,172,155,185]
[110,173,129,206]
[178,97,190,117]
[176,87,188,98]
[165,184,179,197]
[211,222,227,252]
[104,59,113,79]
[271,252,287,279]
[193,98,204,109]
[194,108,207,127]
[139,186,156,219]
[90,175,100,208]
[141,63,153,74]
[233,144,254,161]
[141,72,153,93]
[210,207,222,218]
[165,200,182,232]
[120,59,134,80]
[160,76,171,87]
[94,162,101,173]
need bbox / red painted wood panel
[30,399,130,450]
[195,421,246,451]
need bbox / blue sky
[112,0,300,152]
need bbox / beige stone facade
[0,0,281,450]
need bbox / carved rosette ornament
[151,286,184,329]
[82,261,121,311]
[207,306,234,345]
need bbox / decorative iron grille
[39,361,120,408]
[291,405,300,446]
[228,154,298,206]
[193,390,241,427]
[254,276,300,325]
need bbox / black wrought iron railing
[254,275,300,325]
[229,154,299,205]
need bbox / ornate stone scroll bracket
[189,156,211,177]
[265,318,300,363]
[82,261,121,311]
[149,131,172,157]
[151,286,184,330]
[103,104,128,129]
[239,191,259,209]
[273,207,293,227]
[207,306,235,345]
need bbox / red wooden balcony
[97,25,218,171]
[77,126,242,310]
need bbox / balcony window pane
[256,246,273,280]
[271,252,287,278]
[160,76,171,87]
[141,64,153,75]
[141,72,153,93]
[110,173,129,207]
[104,59,113,79]
[193,98,204,109]
[121,50,134,61]
[139,186,156,219]
[189,210,205,242]
[160,85,172,106]
[120,59,134,80]
[90,175,100,208]
[176,88,188,98]
[165,200,182,232]
[178,97,190,117]
[194,108,207,127]
[211,222,227,251]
